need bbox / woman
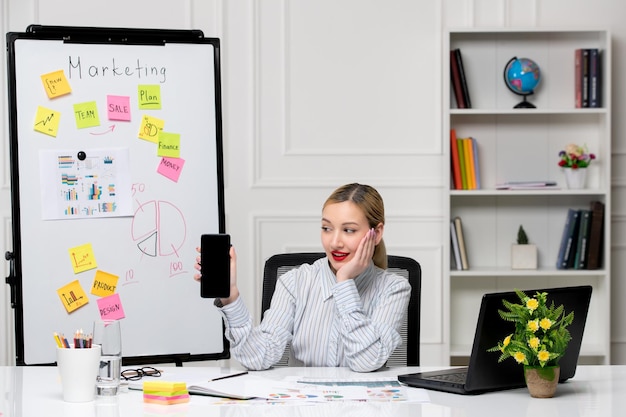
[195,183,411,372]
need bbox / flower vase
[524,365,560,398]
[563,168,587,189]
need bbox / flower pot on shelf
[563,168,587,189]
[524,365,560,398]
[511,244,537,269]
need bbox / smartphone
[200,234,231,298]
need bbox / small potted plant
[511,225,537,269]
[487,290,574,398]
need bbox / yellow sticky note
[41,69,72,99]
[33,106,61,137]
[157,132,181,158]
[91,270,119,297]
[57,280,89,313]
[74,101,100,129]
[138,115,165,143]
[138,85,162,109]
[68,243,97,274]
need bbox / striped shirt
[216,257,411,372]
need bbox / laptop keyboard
[423,371,467,384]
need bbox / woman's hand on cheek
[335,229,376,282]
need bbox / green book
[457,139,467,189]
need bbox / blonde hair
[323,183,387,269]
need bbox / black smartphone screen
[200,234,231,298]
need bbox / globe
[503,57,541,108]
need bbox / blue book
[556,209,581,269]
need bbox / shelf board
[450,267,607,277]
[450,108,608,115]
[450,189,607,197]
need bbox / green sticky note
[157,132,181,158]
[73,101,100,129]
[138,85,162,109]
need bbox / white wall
[1,0,625,366]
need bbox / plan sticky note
[74,101,101,129]
[138,114,164,143]
[157,132,181,158]
[41,69,72,99]
[97,293,125,321]
[68,243,97,273]
[91,270,119,297]
[57,280,89,313]
[157,157,185,182]
[33,106,61,137]
[107,95,131,121]
[138,85,162,109]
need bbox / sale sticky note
[157,132,181,158]
[138,85,162,109]
[97,293,126,320]
[33,106,61,137]
[91,270,119,297]
[68,243,97,274]
[157,157,186,182]
[41,69,72,99]
[74,101,101,129]
[138,114,164,143]
[107,95,131,121]
[57,280,89,313]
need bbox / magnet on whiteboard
[77,151,86,160]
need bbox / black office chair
[261,252,421,366]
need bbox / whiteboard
[6,27,227,365]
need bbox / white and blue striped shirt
[217,257,411,372]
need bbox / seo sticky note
[68,243,97,274]
[57,280,89,313]
[91,270,119,297]
[41,69,72,99]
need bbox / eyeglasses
[121,367,162,381]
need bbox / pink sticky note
[96,293,126,321]
[107,95,131,121]
[157,157,186,182]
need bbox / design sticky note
[138,114,164,143]
[33,106,61,137]
[91,270,119,297]
[157,132,181,158]
[97,293,125,321]
[57,280,89,313]
[138,85,162,109]
[157,157,185,182]
[74,101,101,129]
[107,95,131,121]
[68,243,97,274]
[41,69,72,99]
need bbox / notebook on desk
[398,285,592,395]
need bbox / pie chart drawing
[131,200,187,257]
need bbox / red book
[575,49,583,108]
[450,50,466,108]
[450,129,462,190]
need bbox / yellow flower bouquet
[487,290,574,368]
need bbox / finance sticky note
[157,157,185,182]
[138,114,164,143]
[91,270,119,297]
[97,293,125,321]
[57,280,89,313]
[33,106,61,137]
[157,132,181,158]
[74,101,101,129]
[41,69,72,99]
[107,95,131,121]
[68,243,97,274]
[138,85,162,109]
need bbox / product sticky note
[138,114,164,143]
[107,95,131,121]
[138,85,162,109]
[33,106,61,137]
[68,243,97,274]
[97,293,125,321]
[57,280,89,313]
[74,101,101,129]
[41,69,72,99]
[157,132,181,158]
[91,270,119,297]
[157,157,185,182]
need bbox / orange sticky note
[68,243,97,274]
[41,69,72,99]
[33,106,61,137]
[138,114,164,143]
[57,280,89,313]
[91,270,119,297]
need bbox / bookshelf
[444,28,611,365]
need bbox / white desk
[1,365,624,416]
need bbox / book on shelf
[586,200,605,270]
[556,209,581,270]
[450,129,462,190]
[589,48,602,108]
[574,209,592,269]
[582,48,590,108]
[453,49,472,108]
[471,137,481,189]
[454,216,469,270]
[450,50,466,108]
[463,138,475,190]
[450,221,462,270]
[457,138,468,189]
[575,48,583,108]
[495,181,559,190]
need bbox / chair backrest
[261,252,421,366]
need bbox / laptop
[398,285,592,395]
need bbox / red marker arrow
[89,125,116,135]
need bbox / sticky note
[74,101,100,129]
[97,293,125,320]
[33,106,61,137]
[91,270,119,297]
[157,157,185,182]
[157,132,181,158]
[68,243,97,273]
[107,95,131,121]
[143,381,187,392]
[57,280,89,313]
[138,114,164,143]
[41,69,72,99]
[138,85,162,109]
